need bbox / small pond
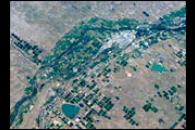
[61,103,80,119]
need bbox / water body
[61,104,80,119]
[10,6,186,126]
[151,63,167,73]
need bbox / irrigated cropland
[10,1,186,129]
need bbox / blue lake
[151,63,167,73]
[61,103,80,119]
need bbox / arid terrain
[10,1,186,129]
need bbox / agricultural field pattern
[10,1,186,129]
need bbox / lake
[151,63,167,73]
[61,103,80,119]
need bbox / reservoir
[61,104,80,119]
